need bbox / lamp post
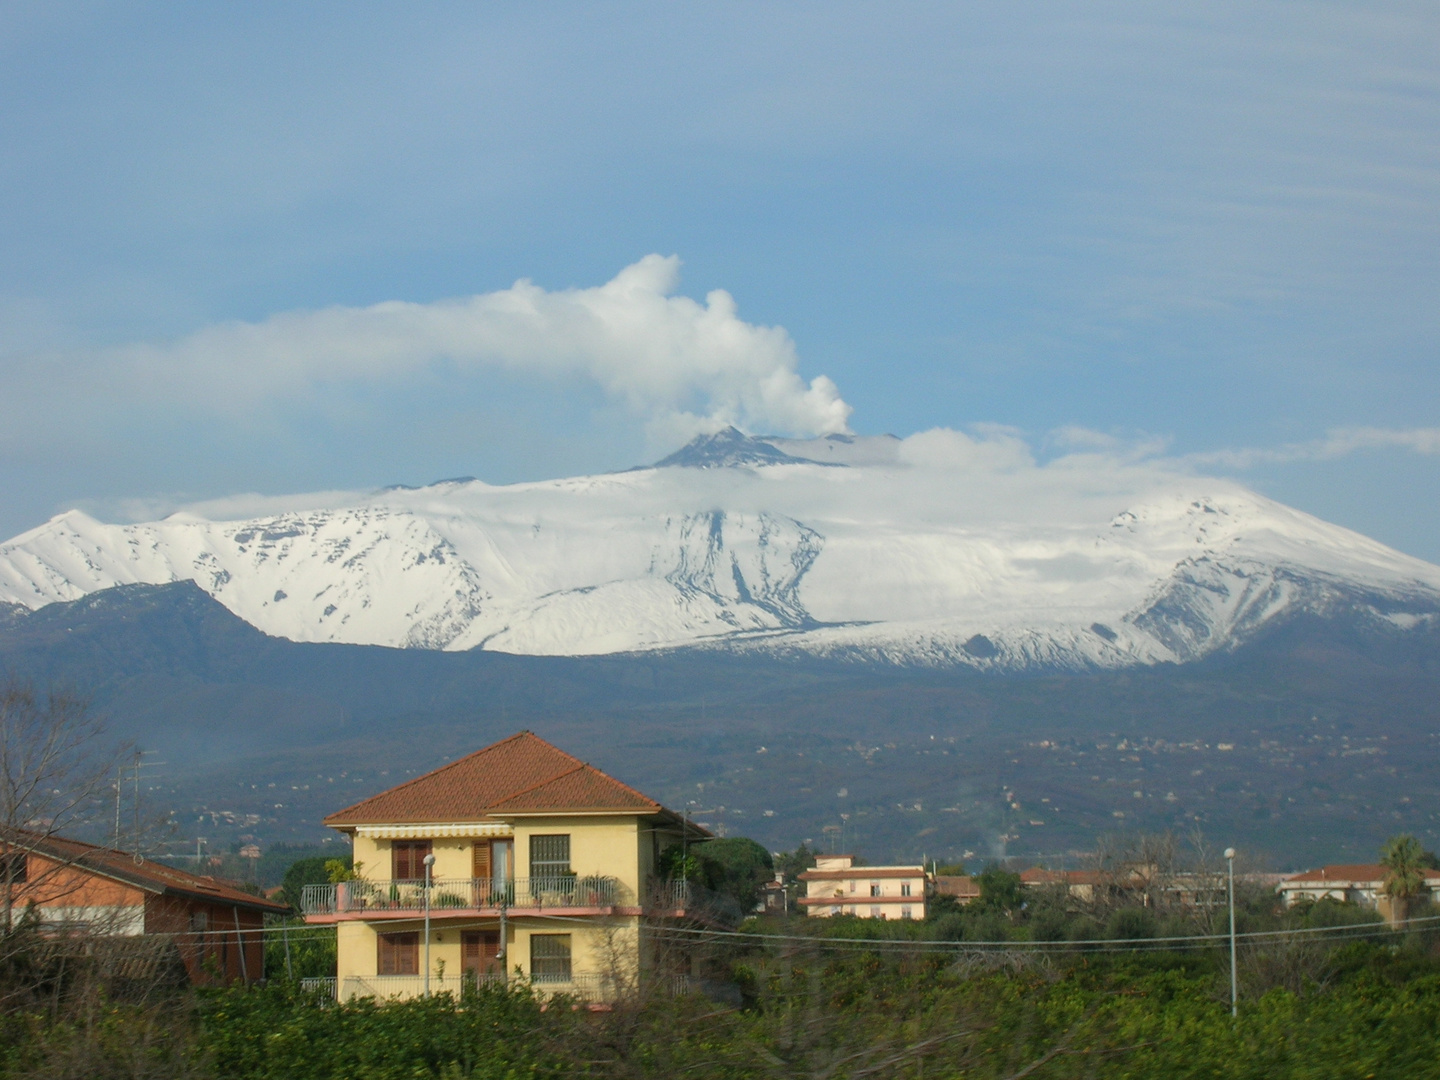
[423,852,436,998]
[1224,847,1237,1018]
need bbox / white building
[797,855,928,920]
[1277,864,1440,907]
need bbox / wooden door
[461,930,501,975]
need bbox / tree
[280,855,352,911]
[975,866,1024,916]
[1381,833,1427,926]
[0,681,126,933]
[0,681,130,1013]
[696,837,773,910]
[773,842,817,883]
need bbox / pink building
[798,855,928,920]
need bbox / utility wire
[141,910,1439,950]
[517,909,1440,951]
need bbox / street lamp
[1224,847,1237,1018]
[423,852,437,997]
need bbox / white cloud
[896,425,1035,471]
[1185,427,1440,469]
[113,254,851,439]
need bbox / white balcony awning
[356,822,514,840]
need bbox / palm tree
[1380,834,1427,927]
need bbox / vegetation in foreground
[6,828,1440,1078]
[4,924,1440,1079]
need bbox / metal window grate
[529,834,571,879]
[530,933,572,979]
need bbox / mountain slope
[2,431,1437,668]
[3,580,1439,866]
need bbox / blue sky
[1,2,1438,558]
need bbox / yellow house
[303,731,709,1002]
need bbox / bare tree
[0,680,129,985]
[0,682,119,841]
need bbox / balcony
[300,876,629,917]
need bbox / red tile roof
[324,731,672,826]
[13,831,288,914]
[799,866,925,880]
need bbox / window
[870,882,881,897]
[0,852,27,884]
[847,880,857,894]
[392,841,432,882]
[378,931,419,975]
[901,882,912,897]
[901,906,913,919]
[462,930,501,975]
[474,838,513,878]
[189,910,208,933]
[830,905,841,915]
[870,906,882,918]
[530,934,571,981]
[529,835,571,882]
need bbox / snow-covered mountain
[2,430,1438,669]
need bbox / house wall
[337,920,377,982]
[339,920,498,983]
[805,900,925,920]
[803,871,927,920]
[510,817,642,896]
[332,815,674,999]
[10,852,148,914]
[336,914,641,988]
[356,815,647,896]
[511,914,641,984]
[352,834,385,881]
[145,896,266,985]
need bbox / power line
[627,913,1440,951]
[101,910,1439,950]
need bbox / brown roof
[1021,868,1104,886]
[14,832,288,914]
[934,875,980,897]
[1283,864,1440,885]
[324,731,672,826]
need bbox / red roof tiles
[13,831,288,913]
[799,867,925,881]
[324,731,666,826]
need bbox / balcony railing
[301,876,628,916]
[337,972,610,1003]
